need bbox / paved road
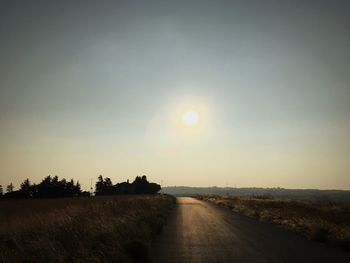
[151,197,349,263]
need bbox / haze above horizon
[1,0,349,190]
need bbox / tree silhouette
[6,183,14,193]
[0,185,3,196]
[2,174,161,199]
[4,176,83,199]
[95,176,116,195]
[95,175,104,194]
[95,175,161,196]
[20,178,32,198]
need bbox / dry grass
[196,195,350,250]
[0,195,175,263]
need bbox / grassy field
[0,195,175,263]
[196,195,350,250]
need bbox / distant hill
[162,186,350,203]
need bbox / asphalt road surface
[151,197,349,263]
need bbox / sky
[1,0,349,190]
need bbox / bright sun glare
[183,111,199,126]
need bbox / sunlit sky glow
[183,111,199,126]
[0,0,349,190]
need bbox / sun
[183,111,199,126]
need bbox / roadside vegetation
[0,195,175,263]
[196,195,350,251]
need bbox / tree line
[0,175,161,199]
[95,175,160,195]
[0,176,86,198]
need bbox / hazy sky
[1,0,349,190]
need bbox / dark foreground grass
[196,195,350,251]
[0,195,175,263]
